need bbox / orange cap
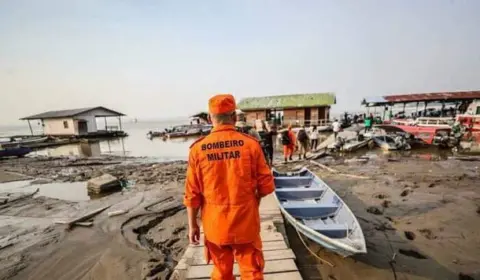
[208,94,236,114]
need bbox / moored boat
[371,135,411,151]
[327,135,370,152]
[375,124,452,145]
[273,167,367,257]
[0,136,49,148]
[0,145,32,158]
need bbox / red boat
[373,124,451,145]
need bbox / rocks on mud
[400,187,412,197]
[366,206,383,215]
[373,193,389,199]
[404,231,416,240]
[419,229,437,240]
[381,200,392,208]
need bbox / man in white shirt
[332,119,341,140]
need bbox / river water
[1,121,196,161]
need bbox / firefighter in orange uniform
[184,94,275,280]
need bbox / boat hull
[273,168,367,257]
[0,147,32,158]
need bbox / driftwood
[55,205,111,228]
[74,222,94,227]
[144,196,175,211]
[108,209,129,217]
[309,160,370,179]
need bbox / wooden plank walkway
[170,194,302,280]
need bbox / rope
[294,226,335,267]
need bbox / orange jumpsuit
[184,124,275,280]
[283,130,296,158]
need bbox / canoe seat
[283,203,339,219]
[274,177,313,188]
[276,188,325,201]
[303,220,349,238]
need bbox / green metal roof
[237,93,336,110]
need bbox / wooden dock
[170,194,302,280]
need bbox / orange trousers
[204,237,264,280]
[283,145,294,158]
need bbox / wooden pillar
[104,117,108,130]
[403,103,406,114]
[118,117,123,131]
[27,120,33,136]
[424,102,428,116]
[415,102,419,117]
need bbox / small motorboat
[327,135,370,152]
[0,145,32,158]
[371,135,411,151]
[273,167,367,257]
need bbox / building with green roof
[237,93,336,127]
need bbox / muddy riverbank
[0,156,189,280]
[277,156,480,280]
[1,154,479,280]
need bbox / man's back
[332,121,341,132]
[185,124,274,245]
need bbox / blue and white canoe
[273,167,367,257]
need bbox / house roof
[362,91,480,106]
[237,93,336,110]
[20,106,125,120]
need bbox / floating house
[237,93,336,127]
[21,106,126,137]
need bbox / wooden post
[104,117,107,130]
[415,102,419,117]
[27,120,33,136]
[424,102,428,116]
[118,117,123,131]
[403,102,406,114]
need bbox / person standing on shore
[364,114,373,133]
[258,121,277,166]
[296,125,309,160]
[310,125,319,151]
[332,119,341,140]
[184,94,275,280]
[281,124,296,163]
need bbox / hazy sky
[1,0,479,125]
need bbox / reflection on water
[0,180,91,201]
[35,142,102,157]
[31,122,197,161]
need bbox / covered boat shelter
[361,91,480,120]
